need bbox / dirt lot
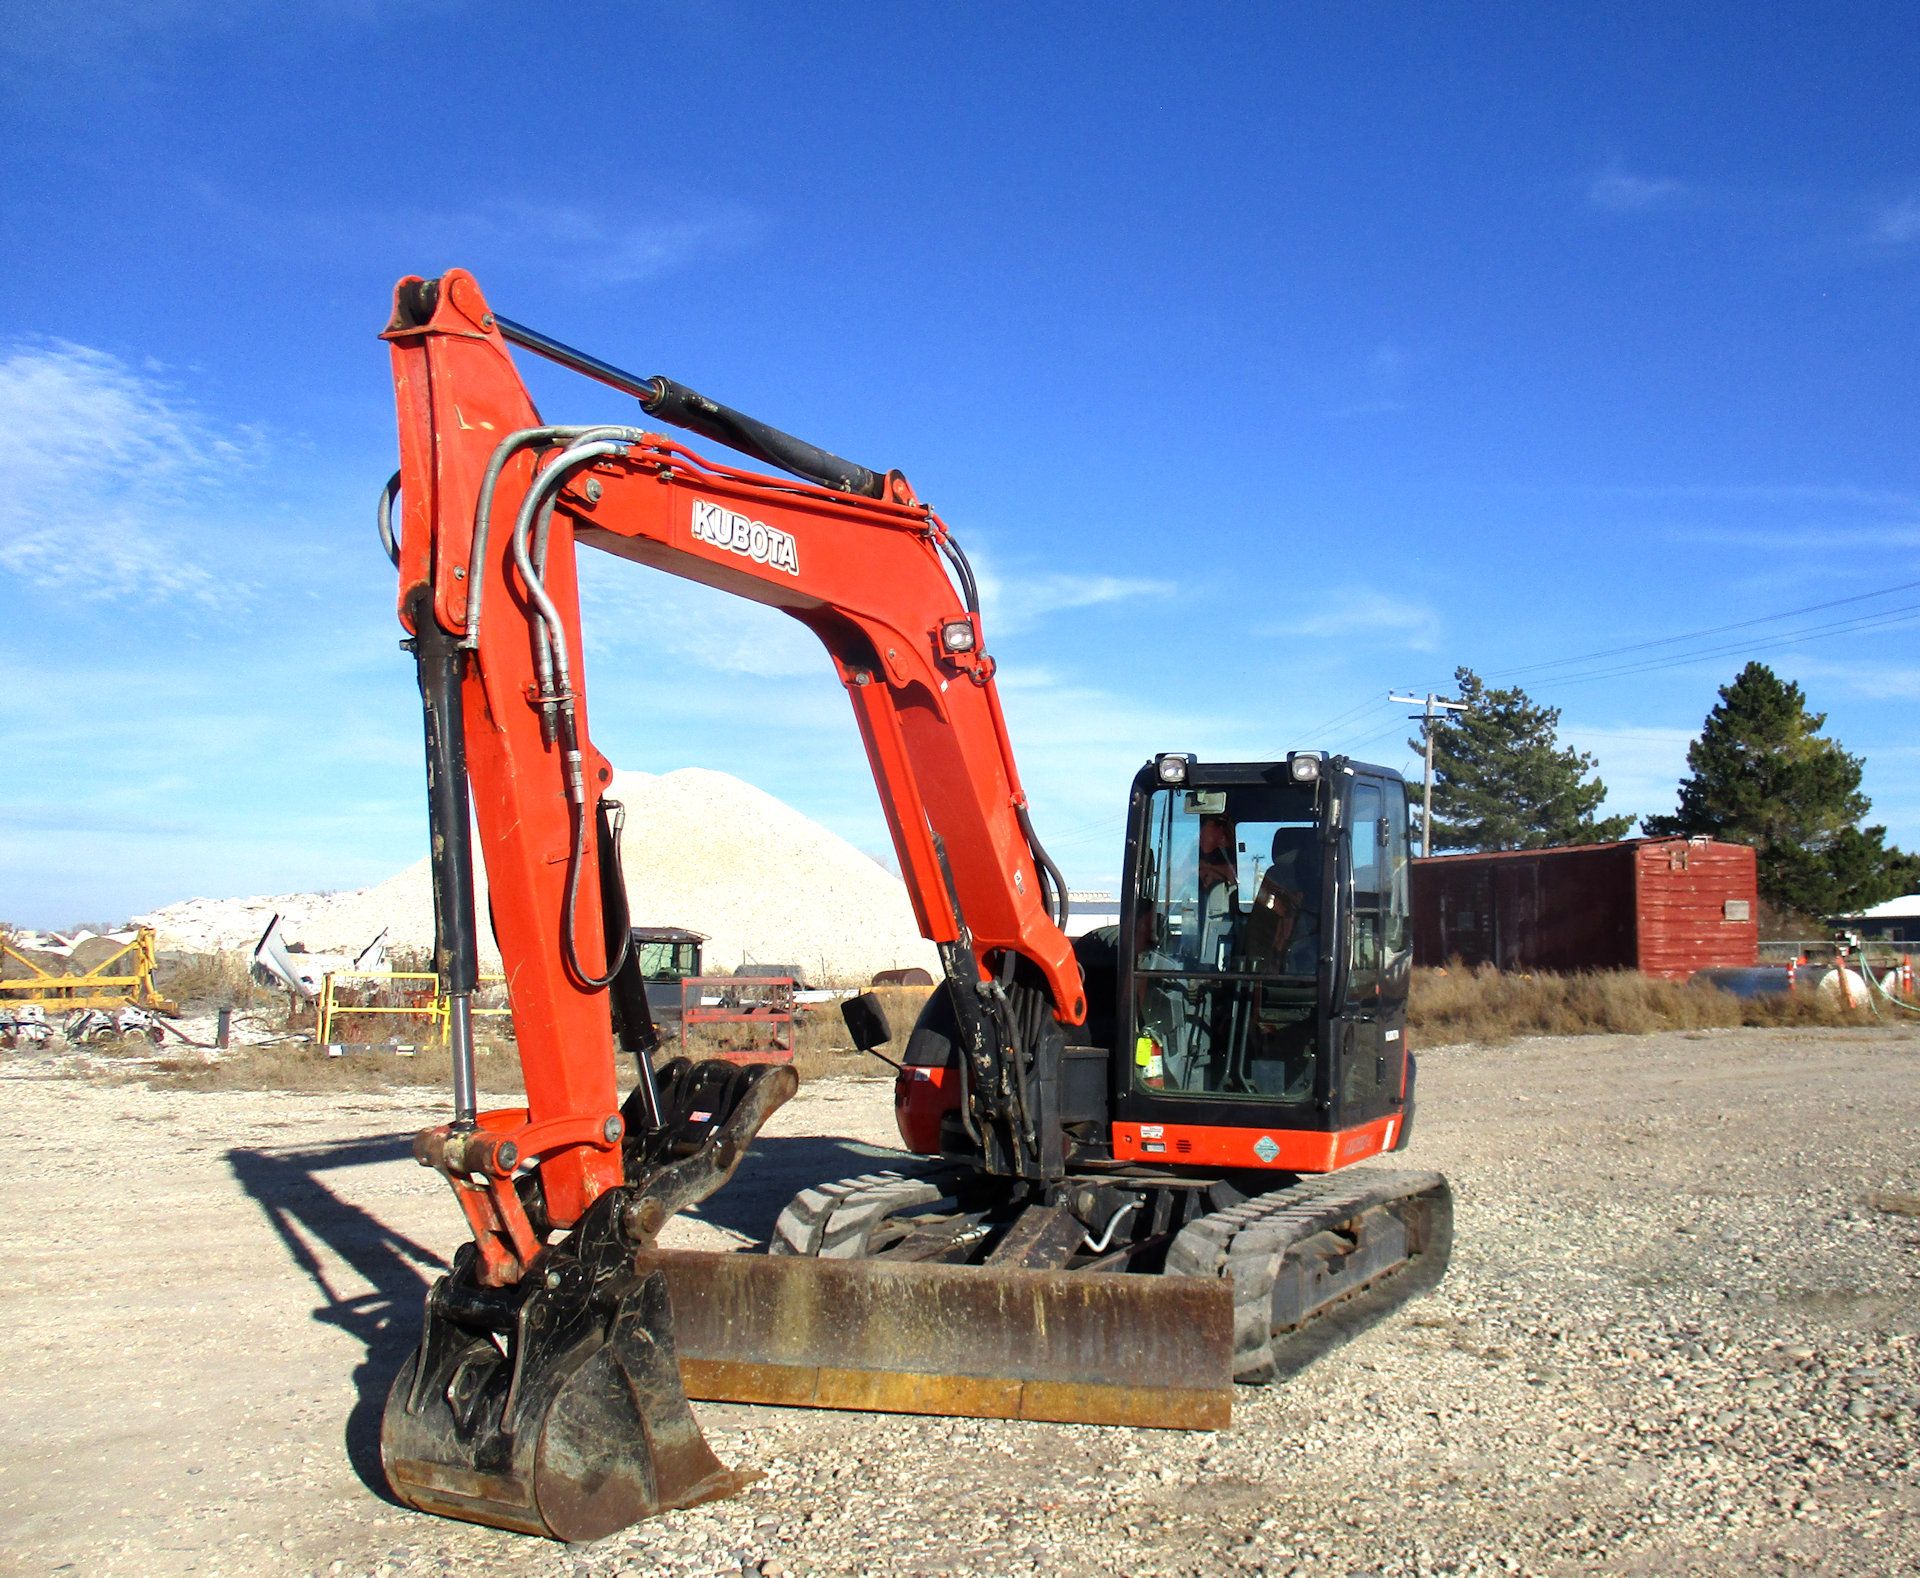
[3,1025,1917,1578]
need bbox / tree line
[1412,661,1918,918]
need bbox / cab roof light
[1155,753,1193,786]
[1287,752,1323,784]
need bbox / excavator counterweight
[375,271,1451,1539]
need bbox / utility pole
[1391,691,1468,858]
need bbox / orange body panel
[1111,1114,1401,1173]
[894,1064,958,1155]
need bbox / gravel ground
[2,1024,1916,1578]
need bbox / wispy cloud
[577,558,820,678]
[1789,656,1920,703]
[1331,340,1413,419]
[1586,162,1687,213]
[1262,590,1442,652]
[1560,723,1696,823]
[1865,195,1920,247]
[0,341,264,603]
[405,199,759,289]
[1586,481,1920,511]
[975,565,1175,635]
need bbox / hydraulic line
[507,435,640,992]
[508,438,631,732]
[1081,1200,1140,1255]
[377,470,401,567]
[1015,804,1070,931]
[935,531,981,615]
[465,424,642,648]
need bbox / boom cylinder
[407,586,481,1127]
[491,312,885,498]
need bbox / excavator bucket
[382,1267,751,1540]
[640,1249,1237,1429]
[381,1061,796,1541]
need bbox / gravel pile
[137,767,938,984]
[2,1025,1915,1576]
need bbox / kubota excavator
[375,269,1452,1541]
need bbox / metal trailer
[1411,836,1758,980]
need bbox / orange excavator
[376,270,1452,1540]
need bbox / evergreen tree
[1643,661,1913,914]
[1414,668,1634,851]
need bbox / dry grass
[126,1037,526,1095]
[1407,963,1876,1048]
[122,985,940,1096]
[154,951,279,1011]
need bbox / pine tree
[1414,668,1634,851]
[1643,661,1912,914]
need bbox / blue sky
[3,2,1917,926]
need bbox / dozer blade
[381,1265,753,1541]
[638,1248,1237,1429]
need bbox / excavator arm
[375,270,1097,1538]
[385,270,1082,1213]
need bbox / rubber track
[1164,1168,1452,1384]
[769,1171,953,1259]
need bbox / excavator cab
[1113,752,1418,1168]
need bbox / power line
[1528,601,1920,689]
[1490,577,1920,681]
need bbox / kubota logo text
[691,499,800,576]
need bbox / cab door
[1338,778,1386,1119]
[1336,775,1411,1125]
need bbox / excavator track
[769,1168,968,1259]
[1164,1167,1453,1382]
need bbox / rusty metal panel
[1635,839,1759,979]
[1413,842,1635,971]
[636,1248,1234,1430]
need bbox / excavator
[375,269,1452,1541]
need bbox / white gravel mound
[138,767,939,984]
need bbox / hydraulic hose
[505,434,642,994]
[558,744,632,992]
[1016,804,1070,931]
[465,424,642,648]
[377,470,401,567]
[508,438,631,729]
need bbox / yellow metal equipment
[316,969,510,1048]
[0,926,177,1014]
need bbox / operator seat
[1244,826,1321,975]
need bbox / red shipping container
[1412,837,1758,980]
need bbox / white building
[1064,890,1121,938]
[1836,893,1920,945]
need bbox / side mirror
[841,992,893,1052]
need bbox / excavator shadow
[671,1134,914,1244]
[223,1130,916,1501]
[225,1136,447,1504]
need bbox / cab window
[1346,781,1384,1004]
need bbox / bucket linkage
[381,1059,797,1540]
